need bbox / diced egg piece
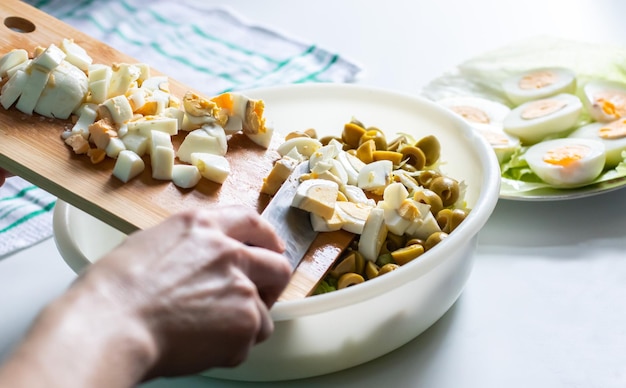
[0,69,28,109]
[112,150,145,183]
[246,123,274,149]
[71,103,98,138]
[15,65,50,115]
[59,38,92,72]
[276,136,322,158]
[127,116,178,137]
[211,92,249,134]
[581,80,626,123]
[108,63,141,98]
[32,43,66,72]
[100,95,133,126]
[568,120,626,168]
[291,178,339,219]
[382,182,409,210]
[358,208,388,262]
[190,152,230,184]
[502,67,576,106]
[0,49,29,77]
[336,151,360,185]
[406,211,442,240]
[171,164,202,189]
[34,61,88,119]
[525,138,606,188]
[87,64,112,104]
[357,160,392,192]
[177,127,226,163]
[261,156,300,195]
[503,93,582,145]
[121,133,149,156]
[151,145,175,180]
[334,201,373,234]
[105,137,126,159]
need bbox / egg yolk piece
[594,90,626,119]
[542,144,590,167]
[450,105,490,124]
[518,70,559,90]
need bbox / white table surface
[2,1,626,387]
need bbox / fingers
[204,206,286,253]
[238,245,291,307]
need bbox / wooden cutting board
[0,0,353,300]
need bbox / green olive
[436,208,467,233]
[319,135,343,146]
[400,145,426,171]
[382,232,405,253]
[416,135,441,166]
[284,131,310,140]
[337,272,365,289]
[429,176,460,207]
[359,129,387,150]
[405,238,425,247]
[424,231,448,251]
[342,122,366,149]
[391,244,425,266]
[376,252,394,267]
[373,150,403,165]
[417,170,441,188]
[378,263,400,276]
[329,251,357,278]
[350,117,366,128]
[413,188,444,216]
[365,261,380,279]
[356,139,376,163]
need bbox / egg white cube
[32,44,66,72]
[60,38,92,71]
[141,76,169,92]
[406,212,441,240]
[357,160,392,191]
[72,103,99,138]
[105,137,126,159]
[245,124,274,149]
[291,178,339,219]
[0,69,28,110]
[15,65,49,115]
[201,124,228,154]
[121,133,149,156]
[101,95,133,126]
[190,152,230,184]
[177,129,225,163]
[108,63,141,98]
[358,208,388,262]
[382,182,409,210]
[0,49,29,78]
[6,59,30,79]
[171,164,202,189]
[34,61,88,119]
[128,116,178,137]
[112,150,145,183]
[336,151,360,185]
[162,107,185,129]
[151,145,175,180]
[310,143,341,171]
[277,136,322,158]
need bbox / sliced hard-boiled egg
[59,38,92,72]
[475,126,521,164]
[291,178,339,219]
[276,136,322,158]
[112,150,145,183]
[503,93,582,145]
[581,80,626,123]
[525,138,606,188]
[34,61,88,119]
[100,95,133,126]
[502,67,576,106]
[357,160,392,192]
[246,123,274,149]
[260,156,300,195]
[0,49,28,77]
[567,119,626,168]
[437,96,511,127]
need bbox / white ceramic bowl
[53,83,500,381]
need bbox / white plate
[54,83,500,381]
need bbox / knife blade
[260,161,317,271]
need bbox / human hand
[0,206,291,387]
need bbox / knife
[260,161,317,271]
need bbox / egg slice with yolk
[581,80,626,123]
[568,119,626,168]
[502,67,576,106]
[437,96,519,163]
[503,93,582,145]
[525,138,606,188]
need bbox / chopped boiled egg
[502,67,576,106]
[127,115,179,137]
[525,138,606,188]
[177,127,226,163]
[291,178,339,219]
[59,38,93,72]
[357,160,392,192]
[581,80,626,123]
[190,152,230,184]
[171,164,202,189]
[0,49,28,77]
[261,156,300,195]
[276,136,322,158]
[151,145,175,180]
[100,95,133,126]
[112,150,145,183]
[358,208,388,262]
[503,93,582,145]
[34,61,88,119]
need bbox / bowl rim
[52,83,501,321]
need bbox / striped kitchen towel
[0,0,362,257]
